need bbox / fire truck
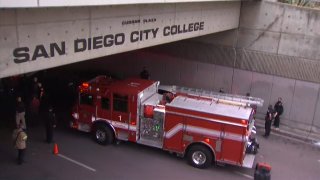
[70,75,263,169]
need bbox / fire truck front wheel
[93,124,114,145]
[187,145,213,169]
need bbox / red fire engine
[71,76,263,169]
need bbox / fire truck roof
[108,78,156,94]
[167,96,253,120]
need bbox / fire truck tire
[187,145,213,169]
[93,124,114,145]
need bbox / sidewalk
[254,118,320,146]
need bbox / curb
[254,119,320,145]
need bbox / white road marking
[58,154,96,172]
[234,171,254,179]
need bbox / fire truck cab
[71,76,263,169]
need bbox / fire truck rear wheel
[187,145,213,169]
[94,124,114,145]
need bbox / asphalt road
[0,124,319,180]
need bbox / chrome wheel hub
[192,151,206,165]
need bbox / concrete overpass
[2,1,320,136]
[0,0,241,78]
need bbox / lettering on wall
[13,18,204,64]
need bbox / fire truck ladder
[159,85,264,107]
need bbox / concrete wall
[0,0,240,8]
[237,1,320,131]
[105,61,317,132]
[238,1,320,83]
[67,49,320,133]
[2,0,320,132]
[0,1,241,78]
[103,1,320,132]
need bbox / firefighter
[140,66,150,80]
[12,122,28,165]
[264,105,273,137]
[44,105,56,143]
[273,97,284,129]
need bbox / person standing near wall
[264,105,274,137]
[15,96,26,130]
[140,66,150,80]
[29,95,40,126]
[12,122,28,165]
[273,97,284,129]
[44,105,56,143]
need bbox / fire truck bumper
[242,154,256,168]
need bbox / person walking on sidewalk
[44,105,56,143]
[273,97,284,129]
[12,122,28,165]
[264,105,274,137]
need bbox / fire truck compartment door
[96,95,111,120]
[112,111,130,140]
[163,114,184,152]
[78,94,96,124]
[111,94,130,140]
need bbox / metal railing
[159,85,264,107]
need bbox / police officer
[273,97,284,129]
[44,105,56,143]
[264,105,273,137]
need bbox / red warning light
[82,83,89,88]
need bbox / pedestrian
[15,96,26,130]
[38,83,44,99]
[12,122,28,165]
[140,66,150,80]
[29,95,40,126]
[31,77,40,98]
[264,105,273,137]
[273,97,284,129]
[44,105,56,143]
[39,87,49,116]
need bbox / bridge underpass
[0,0,241,78]
[1,0,320,134]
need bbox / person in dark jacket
[273,97,284,129]
[15,96,26,130]
[29,95,40,127]
[264,105,274,137]
[140,66,150,80]
[44,106,56,143]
